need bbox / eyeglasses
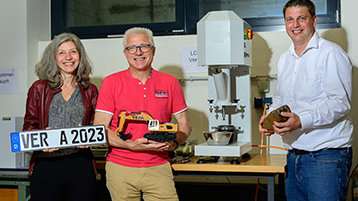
[125,44,153,54]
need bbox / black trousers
[30,149,96,201]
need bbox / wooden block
[262,105,291,133]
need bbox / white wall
[0,0,28,117]
[0,0,50,117]
[27,0,51,86]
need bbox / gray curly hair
[35,33,93,89]
[122,27,155,48]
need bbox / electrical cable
[260,103,268,155]
[254,103,288,201]
[255,103,268,201]
[251,144,288,151]
[254,177,260,201]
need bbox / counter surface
[172,154,286,173]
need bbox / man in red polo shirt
[94,27,191,201]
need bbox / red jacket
[23,80,98,130]
[23,80,98,173]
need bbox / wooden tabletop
[171,154,286,173]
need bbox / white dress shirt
[270,32,353,151]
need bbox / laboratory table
[0,154,286,201]
[171,154,287,201]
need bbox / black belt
[289,149,310,155]
[289,148,348,155]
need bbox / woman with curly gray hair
[23,33,98,201]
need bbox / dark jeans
[285,147,352,201]
[30,149,96,201]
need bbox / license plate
[10,125,106,152]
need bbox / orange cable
[255,102,288,201]
[255,177,260,201]
[260,103,268,155]
[256,102,268,201]
[251,144,288,151]
[252,145,287,201]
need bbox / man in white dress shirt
[259,0,353,200]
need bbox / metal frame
[51,0,339,38]
[0,170,30,201]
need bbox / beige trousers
[106,161,179,201]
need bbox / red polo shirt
[96,68,187,167]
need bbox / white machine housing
[0,117,30,169]
[195,11,252,157]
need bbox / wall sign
[180,46,207,74]
[0,68,17,94]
